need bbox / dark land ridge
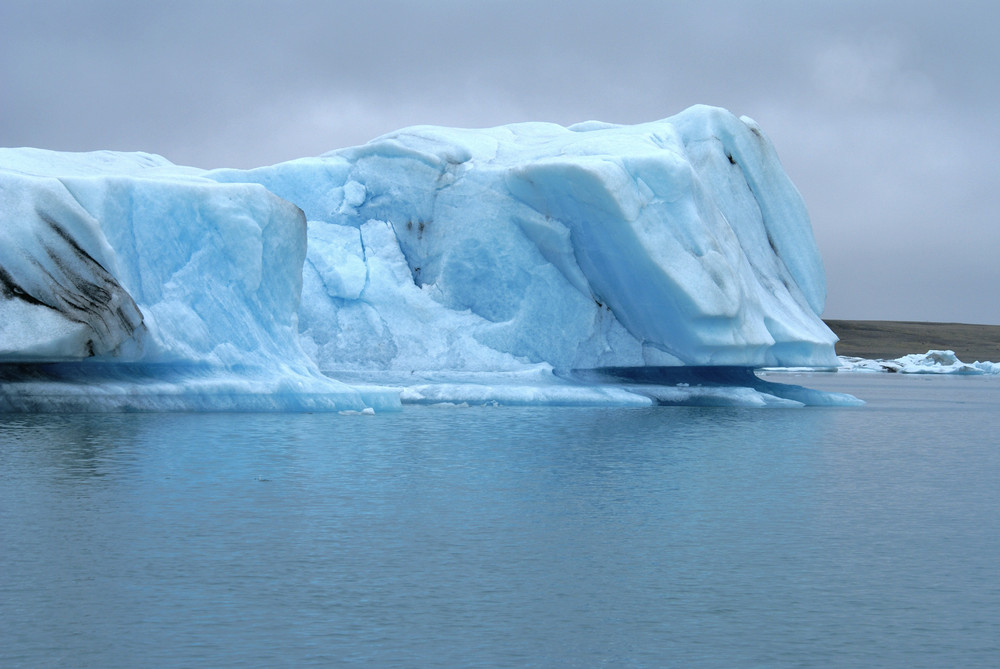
[824,320,1000,362]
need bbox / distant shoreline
[824,320,1000,362]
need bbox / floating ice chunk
[838,350,1000,375]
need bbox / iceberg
[1,106,857,410]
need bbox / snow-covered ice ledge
[1,106,860,410]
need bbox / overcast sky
[3,0,998,324]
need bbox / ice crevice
[1,105,859,410]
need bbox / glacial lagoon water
[2,373,999,668]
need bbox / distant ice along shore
[824,319,1000,363]
[823,320,1000,374]
[0,105,924,410]
[837,350,1000,375]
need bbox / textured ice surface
[2,106,853,410]
[0,148,398,411]
[210,105,838,373]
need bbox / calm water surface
[2,374,999,667]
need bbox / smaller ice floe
[338,407,377,416]
[838,350,1000,375]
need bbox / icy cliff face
[211,105,837,373]
[0,149,397,411]
[1,106,849,410]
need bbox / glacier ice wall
[0,149,398,411]
[1,106,849,410]
[210,106,838,373]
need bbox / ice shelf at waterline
[0,105,858,411]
